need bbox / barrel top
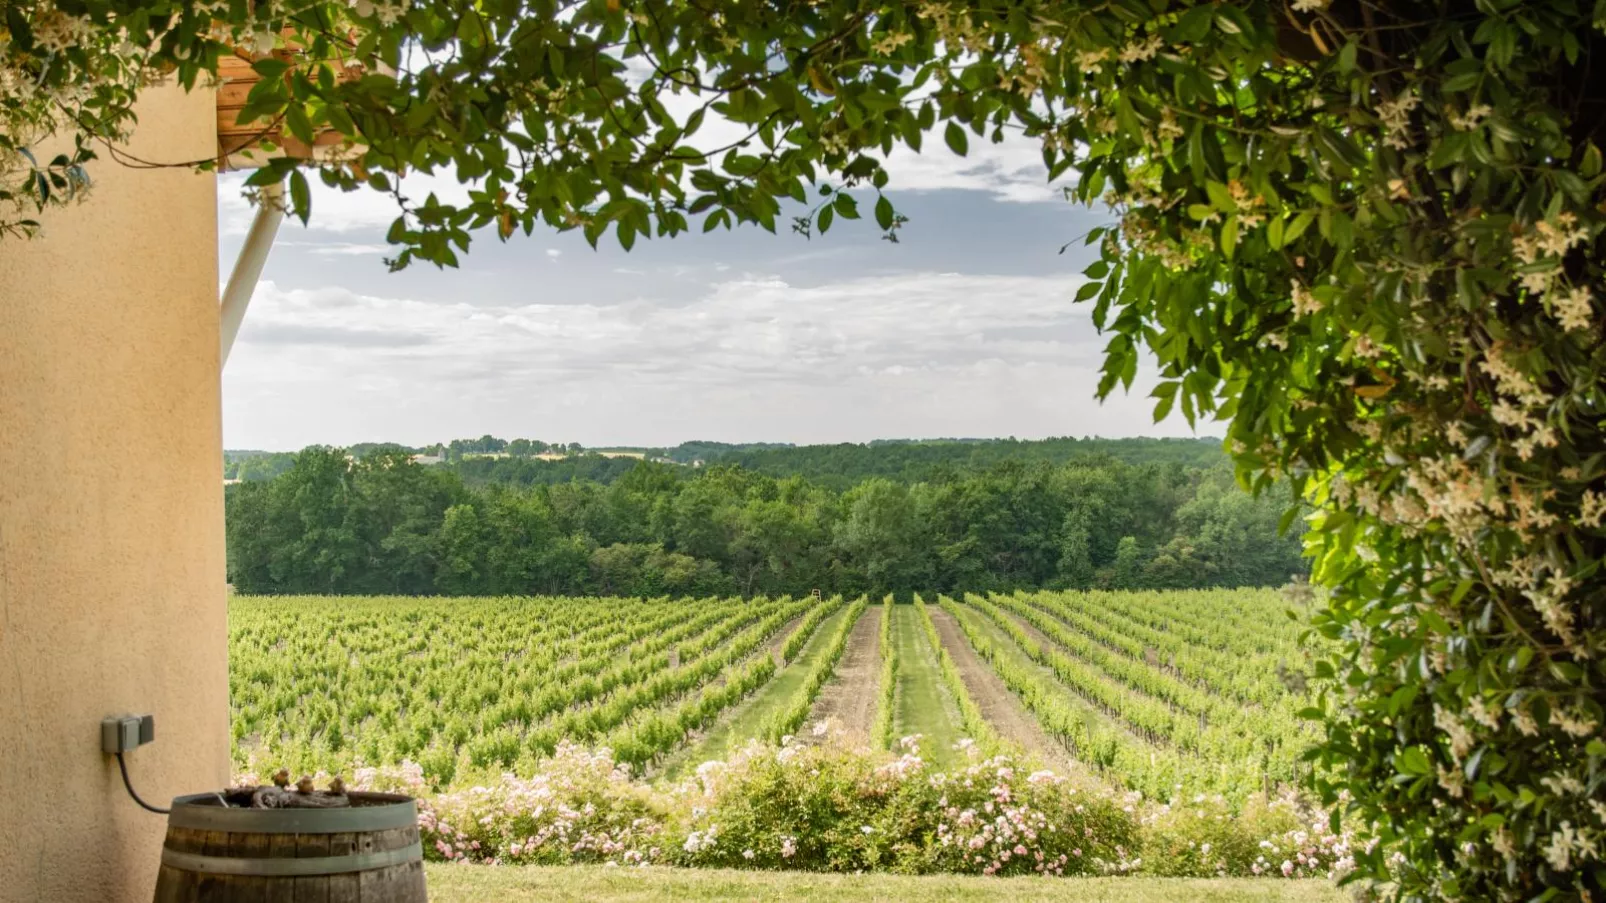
[166,790,419,833]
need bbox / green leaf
[875,195,894,230]
[1151,381,1179,422]
[251,58,291,79]
[1338,41,1358,73]
[1283,211,1315,244]
[1582,143,1602,179]
[1398,747,1432,776]
[944,122,969,157]
[817,203,834,234]
[287,170,311,225]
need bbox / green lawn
[425,864,1346,902]
[892,603,965,768]
[662,607,852,776]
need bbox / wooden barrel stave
[152,793,425,902]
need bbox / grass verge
[424,864,1347,902]
[891,602,965,767]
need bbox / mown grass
[663,607,852,776]
[425,864,1347,902]
[891,603,965,768]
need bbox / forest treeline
[225,435,1228,487]
[224,443,1307,598]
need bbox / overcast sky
[219,135,1201,451]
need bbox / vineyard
[231,589,1315,802]
[229,590,1348,879]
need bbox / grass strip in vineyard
[871,599,896,751]
[891,602,965,768]
[660,603,853,776]
[765,598,869,742]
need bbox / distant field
[230,588,1311,799]
[424,864,1346,903]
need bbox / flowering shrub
[668,735,1137,876]
[408,744,667,866]
[1139,791,1353,881]
[239,738,1354,879]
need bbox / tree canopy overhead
[7,0,1606,898]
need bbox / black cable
[115,752,171,815]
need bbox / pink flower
[1281,860,1294,877]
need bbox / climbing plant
[4,0,1604,898]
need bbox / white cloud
[222,270,1190,449]
[277,241,391,256]
[218,170,471,237]
[882,132,1065,203]
[545,248,562,258]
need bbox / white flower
[1118,35,1165,64]
[1291,281,1322,317]
[1553,285,1595,332]
[1075,48,1109,73]
[1580,490,1606,528]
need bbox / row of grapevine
[962,595,1306,780]
[1016,590,1297,705]
[913,595,1007,755]
[935,596,1275,800]
[229,589,1313,803]
[231,596,805,778]
[604,596,846,767]
[871,598,896,750]
[764,598,869,741]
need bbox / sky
[219,134,1201,451]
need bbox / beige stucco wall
[0,82,225,902]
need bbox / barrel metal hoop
[160,841,421,877]
[166,794,418,833]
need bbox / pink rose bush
[235,737,1353,878]
[666,738,1136,875]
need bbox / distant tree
[1108,537,1148,590]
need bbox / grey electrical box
[101,714,154,754]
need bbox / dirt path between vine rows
[927,607,1075,771]
[804,607,879,743]
[766,613,806,666]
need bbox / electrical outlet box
[101,714,154,754]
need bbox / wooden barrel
[153,791,427,902]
